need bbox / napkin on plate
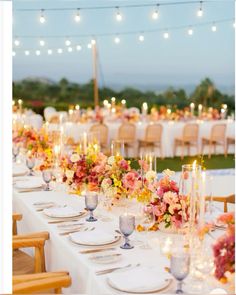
[13,165,28,177]
[43,206,80,218]
[70,230,115,245]
[15,178,43,189]
[107,266,171,293]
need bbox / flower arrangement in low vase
[212,212,235,289]
[62,150,107,195]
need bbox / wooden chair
[226,137,235,155]
[90,123,109,153]
[117,122,136,157]
[13,271,71,294]
[49,115,60,124]
[13,212,22,235]
[174,123,199,159]
[205,194,235,213]
[201,124,227,158]
[138,124,163,158]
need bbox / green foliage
[13,77,234,115]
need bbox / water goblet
[26,156,35,176]
[12,145,20,162]
[42,170,52,191]
[85,192,98,222]
[170,251,190,294]
[119,214,135,249]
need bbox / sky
[13,0,235,92]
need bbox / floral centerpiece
[62,150,107,194]
[212,212,235,287]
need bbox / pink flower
[138,159,149,172]
[163,191,179,205]
[123,171,138,191]
[119,159,129,170]
[217,212,234,226]
[153,203,166,216]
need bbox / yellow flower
[70,154,80,162]
[65,169,74,179]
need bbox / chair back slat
[211,124,226,141]
[145,124,163,142]
[183,123,199,141]
[118,123,136,142]
[90,123,108,146]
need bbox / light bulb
[139,34,144,42]
[12,51,16,57]
[76,45,82,51]
[39,10,46,23]
[65,39,71,46]
[14,39,20,46]
[68,47,73,52]
[197,2,203,17]
[211,24,217,32]
[163,32,169,39]
[74,9,81,22]
[188,28,193,35]
[39,39,45,46]
[91,39,96,45]
[25,50,30,56]
[57,48,63,54]
[116,8,122,21]
[233,22,235,28]
[36,50,41,56]
[47,49,53,55]
[87,43,92,49]
[152,5,159,20]
[114,36,120,44]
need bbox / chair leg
[201,141,204,156]
[208,142,212,159]
[224,142,227,158]
[173,142,176,157]
[181,142,184,160]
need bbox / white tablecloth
[48,120,235,157]
[13,168,234,294]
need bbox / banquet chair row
[174,123,233,159]
[205,194,235,213]
[12,213,71,294]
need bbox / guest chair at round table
[205,194,235,213]
[173,123,199,159]
[90,123,109,154]
[138,123,163,158]
[226,136,235,155]
[12,213,72,294]
[117,122,136,157]
[201,124,227,158]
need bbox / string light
[35,50,41,56]
[211,23,217,32]
[57,48,63,54]
[76,45,82,51]
[116,7,122,22]
[163,31,169,39]
[152,4,159,20]
[47,49,53,55]
[91,39,96,45]
[68,47,73,52]
[65,39,71,46]
[39,9,46,23]
[39,39,45,46]
[233,22,235,28]
[74,8,81,22]
[12,51,16,57]
[188,27,194,35]
[139,34,144,42]
[14,39,20,46]
[87,43,92,49]
[25,50,30,55]
[197,1,203,17]
[114,36,120,43]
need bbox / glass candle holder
[26,156,35,176]
[119,214,135,249]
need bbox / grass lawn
[130,154,235,172]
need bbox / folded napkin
[70,230,115,245]
[108,266,170,293]
[15,178,43,189]
[43,206,80,218]
[13,165,28,177]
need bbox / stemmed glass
[119,214,135,249]
[170,251,190,294]
[12,145,20,162]
[85,192,98,222]
[26,156,35,176]
[138,204,155,249]
[42,170,52,191]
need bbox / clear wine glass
[119,214,135,249]
[42,170,52,191]
[12,145,20,162]
[139,204,155,249]
[26,156,35,176]
[85,192,98,222]
[171,251,190,294]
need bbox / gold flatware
[18,188,43,193]
[96,263,137,276]
[60,227,95,236]
[48,218,82,224]
[79,247,116,254]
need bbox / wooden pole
[92,43,99,107]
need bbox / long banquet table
[49,120,235,157]
[13,167,235,294]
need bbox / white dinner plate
[69,230,120,246]
[107,267,172,294]
[43,206,85,218]
[13,166,28,177]
[89,252,122,264]
[15,179,43,189]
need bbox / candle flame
[193,160,197,168]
